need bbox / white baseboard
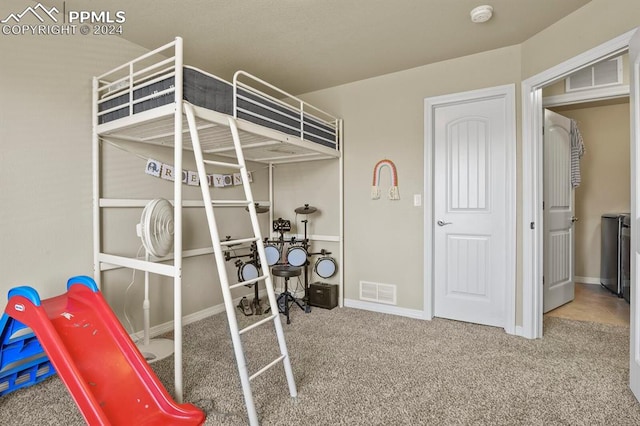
[131,289,264,340]
[575,276,600,285]
[140,292,530,339]
[343,298,531,339]
[343,298,424,319]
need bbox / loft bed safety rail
[98,56,177,100]
[233,70,340,149]
[96,39,180,125]
[98,60,176,107]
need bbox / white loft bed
[92,37,344,403]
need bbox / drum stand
[294,205,337,313]
[300,219,312,313]
[250,278,263,314]
[248,242,265,315]
[293,204,322,314]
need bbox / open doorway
[542,95,630,327]
[521,29,636,340]
[539,56,630,327]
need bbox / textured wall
[299,46,522,311]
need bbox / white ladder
[184,103,297,426]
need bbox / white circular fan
[137,198,174,257]
[135,198,175,363]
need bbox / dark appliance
[621,214,631,303]
[600,213,630,298]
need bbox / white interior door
[432,88,512,328]
[629,27,640,401]
[543,109,575,313]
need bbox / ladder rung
[249,355,286,381]
[220,237,259,247]
[203,159,242,169]
[229,275,268,290]
[239,313,277,335]
[212,200,252,206]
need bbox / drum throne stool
[270,265,304,324]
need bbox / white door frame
[521,28,636,339]
[424,84,517,335]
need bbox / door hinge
[542,201,545,210]
[530,222,535,230]
[542,276,545,285]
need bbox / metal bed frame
[91,36,344,416]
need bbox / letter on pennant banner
[213,174,225,188]
[145,159,161,177]
[161,164,175,181]
[187,171,199,186]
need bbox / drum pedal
[238,297,253,316]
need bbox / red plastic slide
[4,276,205,425]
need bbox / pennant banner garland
[145,159,253,187]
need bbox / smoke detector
[470,5,493,23]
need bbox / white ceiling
[47,0,591,94]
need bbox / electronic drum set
[224,203,337,323]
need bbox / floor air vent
[359,281,397,305]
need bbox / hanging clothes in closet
[570,119,585,188]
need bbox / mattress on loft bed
[98,67,337,149]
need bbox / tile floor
[545,282,630,327]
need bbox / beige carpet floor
[2,306,640,425]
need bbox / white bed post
[92,77,101,289]
[269,163,274,239]
[173,36,184,403]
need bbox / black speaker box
[309,282,338,309]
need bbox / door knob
[571,216,579,223]
[437,220,453,226]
